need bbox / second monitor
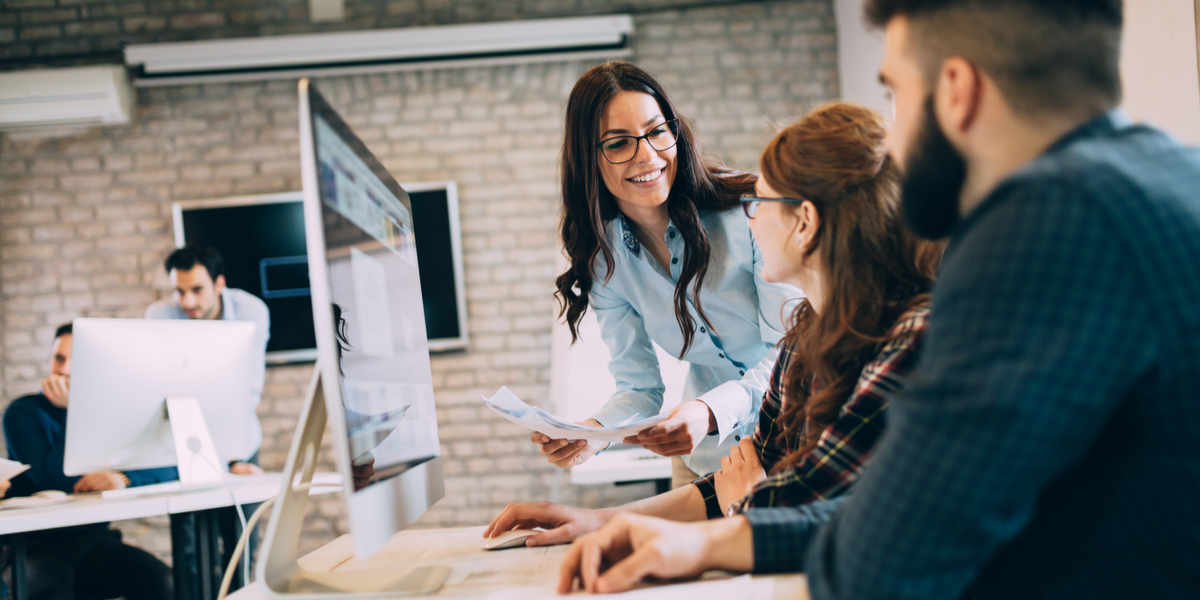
[63,318,257,484]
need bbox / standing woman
[539,60,795,484]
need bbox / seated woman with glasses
[487,102,941,549]
[513,60,797,490]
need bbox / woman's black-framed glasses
[740,195,808,219]
[597,119,680,164]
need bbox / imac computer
[257,78,447,597]
[64,318,257,490]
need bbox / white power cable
[215,481,344,600]
[193,452,252,585]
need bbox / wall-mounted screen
[171,183,468,363]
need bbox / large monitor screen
[311,104,441,484]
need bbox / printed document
[484,386,668,442]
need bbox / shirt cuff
[744,504,840,574]
[697,381,749,445]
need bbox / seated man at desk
[145,243,269,474]
[3,323,175,600]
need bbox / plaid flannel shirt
[693,304,929,519]
[748,112,1200,599]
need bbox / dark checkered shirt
[693,305,928,519]
[747,112,1200,599]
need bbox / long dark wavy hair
[554,61,756,356]
[762,103,944,472]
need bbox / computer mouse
[481,529,538,551]
[32,490,68,500]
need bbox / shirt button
[671,257,678,264]
[700,327,706,333]
[719,353,725,359]
[735,435,741,441]
[669,231,676,238]
[739,370,745,375]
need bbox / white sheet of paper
[483,386,669,442]
[0,458,27,482]
[482,574,755,600]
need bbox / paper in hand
[484,386,669,442]
[0,458,29,482]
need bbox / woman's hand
[714,437,767,514]
[484,501,612,546]
[533,420,609,468]
[624,400,717,457]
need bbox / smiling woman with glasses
[484,61,802,546]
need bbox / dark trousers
[5,526,171,600]
[219,451,261,578]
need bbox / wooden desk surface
[241,526,809,600]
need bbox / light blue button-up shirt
[589,208,800,475]
[145,287,269,462]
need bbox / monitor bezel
[298,77,445,559]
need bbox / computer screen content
[311,109,441,488]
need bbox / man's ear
[934,56,983,137]
[214,274,227,292]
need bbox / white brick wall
[0,0,838,562]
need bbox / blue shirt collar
[617,211,680,258]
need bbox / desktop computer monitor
[63,318,256,476]
[299,79,444,559]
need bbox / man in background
[145,243,269,474]
[3,323,174,600]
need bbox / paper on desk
[482,574,756,600]
[0,458,28,482]
[483,386,669,442]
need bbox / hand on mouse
[533,420,608,468]
[74,471,127,493]
[41,374,70,409]
[484,501,612,546]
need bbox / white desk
[0,473,342,600]
[570,447,673,491]
[233,526,809,600]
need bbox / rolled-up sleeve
[697,236,796,443]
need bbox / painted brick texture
[0,0,838,562]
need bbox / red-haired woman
[487,102,941,547]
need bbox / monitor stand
[165,396,227,491]
[256,368,451,598]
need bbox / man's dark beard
[900,96,968,240]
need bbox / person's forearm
[700,516,754,573]
[610,483,709,522]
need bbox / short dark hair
[54,323,72,339]
[164,243,225,280]
[865,0,1123,118]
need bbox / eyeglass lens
[600,122,678,164]
[742,200,759,219]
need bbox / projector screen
[171,183,467,363]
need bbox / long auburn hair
[763,103,943,472]
[554,61,756,356]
